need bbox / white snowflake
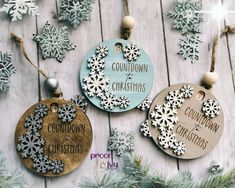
[100,92,118,110]
[35,103,48,118]
[33,22,76,62]
[17,131,45,159]
[158,131,176,149]
[87,55,105,72]
[83,71,109,97]
[108,128,134,156]
[50,160,64,174]
[123,43,141,61]
[150,104,178,131]
[166,90,185,109]
[140,120,151,137]
[180,85,194,98]
[33,155,51,174]
[2,0,39,21]
[24,114,43,133]
[202,99,220,118]
[58,104,76,122]
[70,95,88,112]
[117,96,130,109]
[96,44,109,58]
[137,96,152,111]
[59,0,95,28]
[173,141,186,156]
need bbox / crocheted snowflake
[58,104,76,122]
[59,0,95,28]
[117,96,130,109]
[33,154,51,174]
[140,120,151,137]
[178,35,201,63]
[180,85,194,98]
[202,99,220,118]
[96,44,109,58]
[123,43,141,61]
[2,0,39,21]
[87,55,105,72]
[0,52,16,92]
[100,92,118,110]
[137,96,152,111]
[17,131,45,159]
[108,128,134,156]
[166,90,185,109]
[158,131,176,149]
[24,114,43,133]
[70,95,88,112]
[167,0,203,34]
[50,160,64,174]
[83,71,109,97]
[34,103,48,118]
[173,141,186,156]
[33,22,76,62]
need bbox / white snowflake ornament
[35,103,48,118]
[100,92,118,110]
[202,99,220,118]
[140,120,151,137]
[180,85,194,98]
[87,55,105,72]
[158,131,176,149]
[166,90,185,109]
[2,0,39,22]
[123,43,141,61]
[117,96,130,109]
[70,95,88,112]
[137,96,152,111]
[33,22,76,63]
[33,155,51,174]
[58,104,77,122]
[96,44,109,58]
[173,141,186,156]
[50,160,64,174]
[24,114,43,133]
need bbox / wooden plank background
[0,0,235,187]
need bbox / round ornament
[80,39,154,112]
[15,98,93,176]
[148,83,224,159]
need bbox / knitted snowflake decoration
[202,99,220,118]
[140,120,151,138]
[70,95,88,112]
[59,0,95,28]
[178,35,201,63]
[33,22,76,62]
[2,0,39,21]
[167,0,203,34]
[0,52,16,92]
[108,128,134,156]
[123,44,141,61]
[58,104,77,122]
[137,96,152,111]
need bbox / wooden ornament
[148,83,224,159]
[15,98,93,176]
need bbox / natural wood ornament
[15,98,93,176]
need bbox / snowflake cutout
[150,104,178,131]
[117,96,130,109]
[33,155,51,174]
[202,99,220,118]
[70,95,88,112]
[87,55,105,72]
[96,44,109,58]
[2,0,39,22]
[24,114,43,133]
[158,131,176,149]
[167,0,203,34]
[83,71,109,97]
[166,90,185,109]
[140,120,151,137]
[0,52,16,92]
[180,85,194,98]
[173,141,186,156]
[137,96,152,111]
[108,128,134,156]
[59,0,95,28]
[58,104,76,122]
[50,160,64,174]
[17,131,45,159]
[123,43,141,61]
[33,22,76,62]
[35,103,48,118]
[178,35,201,63]
[100,92,118,110]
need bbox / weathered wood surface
[0,0,234,187]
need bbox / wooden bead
[202,71,218,86]
[122,15,135,29]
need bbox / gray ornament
[44,77,59,92]
[209,161,224,175]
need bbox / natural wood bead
[202,71,218,86]
[122,15,135,29]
